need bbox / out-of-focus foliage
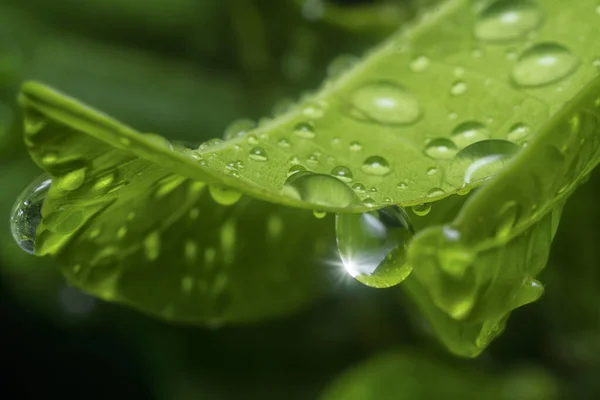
[2,0,600,399]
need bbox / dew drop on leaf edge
[336,206,414,288]
[10,173,51,254]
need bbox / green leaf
[16,0,600,337]
[319,349,560,400]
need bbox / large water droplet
[10,173,51,254]
[411,203,432,216]
[475,0,544,42]
[361,156,391,176]
[348,81,421,125]
[451,121,489,148]
[456,139,521,184]
[336,206,414,288]
[511,43,579,87]
[425,138,458,159]
[283,171,358,208]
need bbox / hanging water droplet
[451,121,489,148]
[348,81,421,125]
[293,122,316,139]
[249,147,268,162]
[424,138,458,159]
[313,210,327,219]
[450,80,468,96]
[410,56,430,72]
[56,167,87,191]
[456,139,521,184]
[336,206,414,288]
[474,0,544,42]
[361,156,391,176]
[283,171,358,208]
[208,185,242,206]
[223,119,256,140]
[507,123,531,144]
[511,43,579,87]
[411,203,432,216]
[10,173,51,254]
[331,166,353,183]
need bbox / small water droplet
[427,167,438,176]
[348,81,421,125]
[451,121,489,148]
[331,166,353,182]
[349,141,363,152]
[42,153,58,166]
[247,134,259,145]
[474,0,544,42]
[223,119,256,140]
[302,102,325,119]
[397,182,408,190]
[209,185,242,206]
[450,80,468,96]
[336,206,414,287]
[249,147,268,162]
[424,138,458,159]
[410,56,430,72]
[144,231,160,261]
[362,197,376,207]
[411,203,432,216]
[507,123,531,143]
[283,171,358,208]
[427,188,445,198]
[456,139,521,184]
[327,54,358,78]
[511,43,579,87]
[362,156,391,176]
[352,183,366,193]
[293,122,316,139]
[306,152,319,164]
[278,138,291,148]
[56,167,86,191]
[10,173,51,254]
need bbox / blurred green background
[1,0,598,398]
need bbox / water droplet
[456,139,521,184]
[451,121,489,148]
[511,43,579,87]
[293,122,316,139]
[397,182,408,190]
[507,123,531,143]
[247,134,259,145]
[313,210,327,219]
[352,183,366,193]
[283,171,358,208]
[361,156,391,176]
[427,167,438,176]
[306,152,319,164]
[349,141,363,152]
[223,119,256,140]
[427,188,445,198]
[474,0,544,42]
[10,173,51,254]
[411,203,432,216]
[144,133,174,151]
[302,101,325,119]
[249,147,268,162]
[424,138,458,159]
[144,231,160,261]
[331,166,353,182]
[56,167,86,191]
[278,138,290,148]
[348,81,421,125]
[42,153,58,166]
[410,56,430,72]
[288,164,306,177]
[209,185,242,206]
[336,206,414,287]
[327,54,358,78]
[450,80,468,96]
[363,197,376,207]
